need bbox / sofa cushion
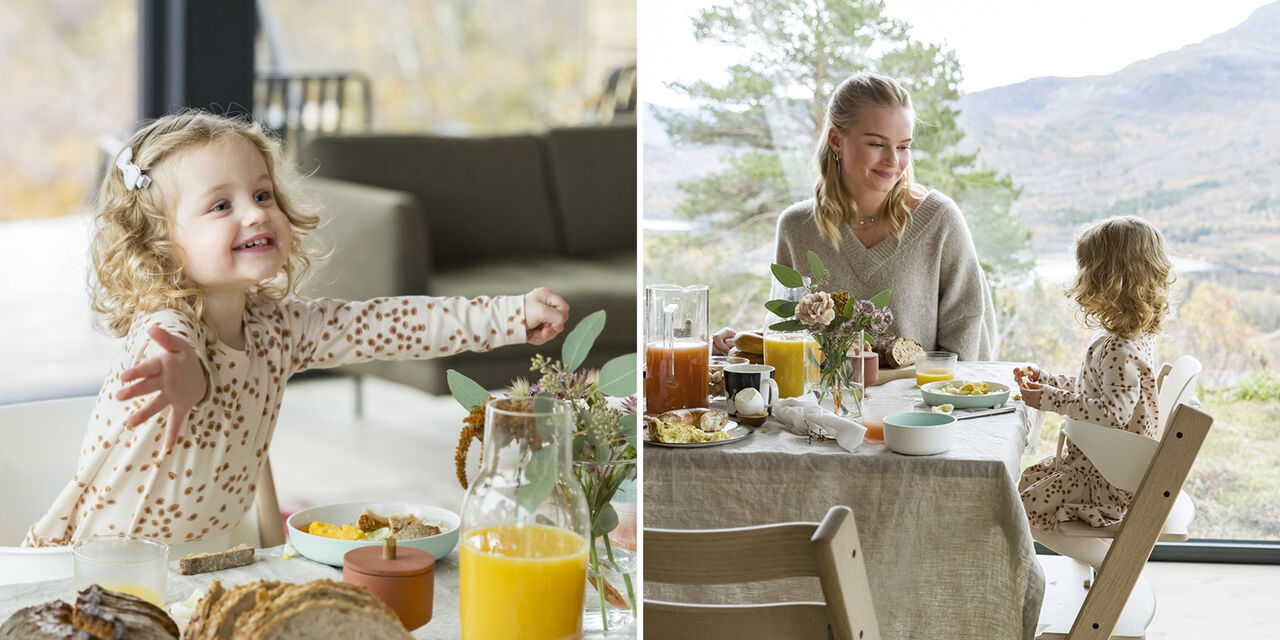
[431,254,636,351]
[544,125,637,256]
[303,135,560,266]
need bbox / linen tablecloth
[645,361,1047,640]
[0,545,461,639]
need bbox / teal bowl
[883,411,957,455]
[921,380,1010,409]
[287,502,460,567]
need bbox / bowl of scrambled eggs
[286,502,460,567]
[920,380,1011,409]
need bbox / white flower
[795,292,835,328]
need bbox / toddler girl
[25,111,568,548]
[1015,215,1174,564]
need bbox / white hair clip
[115,147,152,191]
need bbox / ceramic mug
[724,363,780,412]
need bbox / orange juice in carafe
[459,524,588,640]
[644,340,709,413]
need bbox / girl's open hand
[524,287,569,346]
[117,326,207,455]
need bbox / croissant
[658,408,728,432]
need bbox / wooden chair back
[644,505,879,640]
[1065,403,1213,639]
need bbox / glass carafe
[763,279,818,398]
[644,284,709,413]
[459,397,590,640]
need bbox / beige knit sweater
[774,190,997,360]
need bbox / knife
[954,406,1016,420]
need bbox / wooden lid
[343,544,435,578]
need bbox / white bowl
[286,502,460,567]
[883,412,957,455]
[920,380,1010,408]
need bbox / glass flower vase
[578,459,637,636]
[459,397,591,640]
[809,330,865,418]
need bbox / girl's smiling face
[828,105,914,200]
[166,135,292,295]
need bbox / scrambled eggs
[307,522,366,540]
[657,421,730,444]
[938,381,994,396]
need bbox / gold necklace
[854,215,878,227]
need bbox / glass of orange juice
[915,351,958,387]
[459,397,590,640]
[72,535,168,606]
[764,330,818,398]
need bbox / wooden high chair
[1037,397,1213,639]
[644,505,880,640]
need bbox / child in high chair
[1014,215,1174,563]
[25,111,569,548]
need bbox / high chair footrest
[1036,555,1154,639]
[1056,520,1189,542]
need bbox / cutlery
[954,406,1016,420]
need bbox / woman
[717,72,997,360]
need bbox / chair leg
[1036,557,1155,639]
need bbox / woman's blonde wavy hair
[814,72,924,248]
[90,110,320,338]
[1067,216,1175,339]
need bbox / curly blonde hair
[90,110,320,338]
[1067,216,1175,339]
[813,72,925,248]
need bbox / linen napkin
[772,395,866,452]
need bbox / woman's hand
[524,287,570,346]
[712,327,737,355]
[117,326,207,455]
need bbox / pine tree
[652,0,1032,288]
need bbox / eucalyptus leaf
[844,297,855,318]
[621,414,637,449]
[869,288,892,309]
[592,502,619,538]
[764,299,798,318]
[597,354,637,397]
[768,319,806,332]
[535,393,556,440]
[596,443,611,465]
[516,447,557,517]
[563,310,606,372]
[806,250,825,281]
[770,263,803,288]
[446,369,489,410]
[865,334,877,345]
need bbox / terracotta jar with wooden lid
[343,539,435,631]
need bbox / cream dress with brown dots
[24,294,526,547]
[1018,333,1160,532]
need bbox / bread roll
[727,348,764,365]
[733,331,764,354]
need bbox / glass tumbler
[915,351,958,387]
[72,535,169,606]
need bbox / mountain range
[955,1,1280,273]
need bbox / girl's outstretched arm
[116,326,208,454]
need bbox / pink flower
[795,292,835,328]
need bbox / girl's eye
[210,201,229,213]
[899,146,911,151]
[869,143,885,148]
[255,191,273,203]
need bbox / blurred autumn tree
[651,0,1032,289]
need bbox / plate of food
[643,408,752,448]
[286,502,459,566]
[920,380,1011,409]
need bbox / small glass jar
[458,397,591,640]
[915,351,959,386]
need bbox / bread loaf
[733,331,764,355]
[872,336,924,369]
[183,579,410,640]
[1,585,179,640]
